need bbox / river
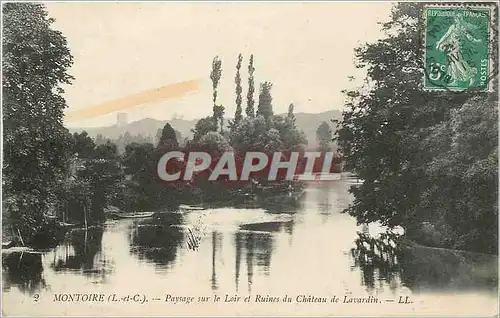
[2,181,498,316]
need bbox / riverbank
[3,183,497,317]
[1,218,105,251]
[398,237,498,291]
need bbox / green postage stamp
[424,4,494,91]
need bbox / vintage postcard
[1,1,498,317]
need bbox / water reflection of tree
[317,184,331,215]
[263,195,303,212]
[398,240,498,292]
[233,231,274,292]
[129,212,184,268]
[211,231,223,290]
[264,202,301,238]
[2,252,46,295]
[235,232,243,291]
[351,231,499,293]
[51,227,111,282]
[350,231,401,291]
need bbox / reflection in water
[315,182,352,224]
[262,201,300,239]
[240,221,293,233]
[234,231,274,293]
[129,212,184,267]
[246,232,254,293]
[235,232,243,291]
[253,232,273,274]
[317,185,332,216]
[2,252,46,295]
[211,231,223,291]
[2,182,498,316]
[398,240,498,292]
[50,227,112,282]
[229,191,304,213]
[185,214,205,251]
[350,231,498,293]
[350,231,401,291]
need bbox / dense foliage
[3,3,74,245]
[2,4,341,248]
[335,3,498,254]
[316,122,333,151]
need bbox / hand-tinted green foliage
[335,3,498,254]
[3,3,74,244]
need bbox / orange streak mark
[65,79,200,122]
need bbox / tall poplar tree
[210,56,224,132]
[234,54,243,125]
[287,103,296,125]
[246,54,255,118]
[257,81,273,120]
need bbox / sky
[45,2,393,128]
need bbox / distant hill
[292,110,342,149]
[69,110,342,149]
[69,118,196,141]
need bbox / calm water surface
[2,182,498,316]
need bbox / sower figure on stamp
[436,14,482,86]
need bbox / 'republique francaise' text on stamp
[424,5,493,91]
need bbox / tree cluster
[2,4,182,246]
[335,3,498,254]
[192,54,307,155]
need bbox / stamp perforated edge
[421,2,498,93]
